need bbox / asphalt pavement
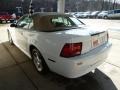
[0,19,120,90]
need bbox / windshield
[69,17,84,26]
[91,11,99,15]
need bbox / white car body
[108,9,120,19]
[8,13,112,78]
[82,11,91,18]
[97,11,108,18]
[75,12,84,18]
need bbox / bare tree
[113,0,116,9]
[0,0,120,13]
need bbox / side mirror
[10,23,17,27]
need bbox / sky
[110,0,120,3]
[116,0,120,3]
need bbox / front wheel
[31,48,49,74]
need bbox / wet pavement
[0,19,120,90]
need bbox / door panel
[15,28,28,52]
[15,16,32,52]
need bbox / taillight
[60,42,82,58]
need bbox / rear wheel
[31,48,49,74]
[104,16,108,19]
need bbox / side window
[114,10,117,14]
[63,17,72,26]
[116,10,120,13]
[51,16,73,27]
[51,17,64,27]
[17,16,32,29]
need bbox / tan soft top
[31,12,72,31]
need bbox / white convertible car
[8,12,112,78]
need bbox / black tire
[8,30,14,45]
[10,20,14,23]
[0,20,3,23]
[104,16,108,19]
[31,48,49,74]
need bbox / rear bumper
[49,42,112,78]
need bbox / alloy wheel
[32,49,43,72]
